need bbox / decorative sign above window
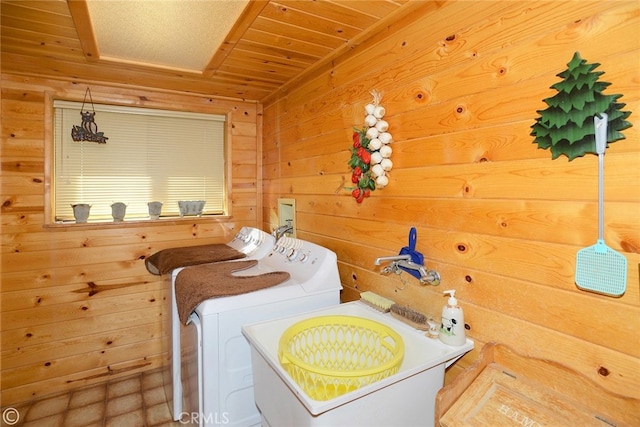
[531,52,632,161]
[71,88,109,144]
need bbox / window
[53,101,227,222]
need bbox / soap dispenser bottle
[439,290,466,346]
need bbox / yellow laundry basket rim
[278,315,404,378]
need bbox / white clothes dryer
[164,227,276,421]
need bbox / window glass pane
[53,101,226,221]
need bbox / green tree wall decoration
[531,52,632,160]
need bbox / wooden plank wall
[262,0,640,401]
[0,76,261,405]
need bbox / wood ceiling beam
[202,0,270,78]
[67,0,100,62]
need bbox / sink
[242,301,473,426]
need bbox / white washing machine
[170,233,342,426]
[164,227,276,423]
[242,301,474,427]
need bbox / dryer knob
[287,249,298,260]
[298,253,308,263]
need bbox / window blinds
[53,101,226,221]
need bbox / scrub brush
[359,291,395,313]
[390,304,429,331]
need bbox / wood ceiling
[1,0,433,103]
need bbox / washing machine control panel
[268,236,336,283]
[228,227,276,259]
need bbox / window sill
[44,215,231,230]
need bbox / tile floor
[1,368,184,427]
